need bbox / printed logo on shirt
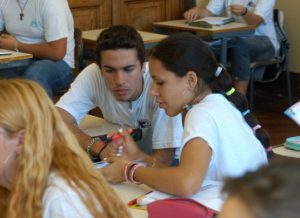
[138,119,151,128]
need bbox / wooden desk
[153,20,256,66]
[79,115,149,218]
[0,49,33,70]
[83,29,167,51]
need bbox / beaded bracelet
[86,137,101,157]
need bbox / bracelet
[129,163,145,184]
[97,142,109,161]
[241,8,248,16]
[14,40,19,52]
[124,161,134,182]
[86,137,103,159]
[151,158,157,168]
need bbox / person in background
[0,79,129,218]
[101,33,269,211]
[0,0,74,97]
[56,25,183,168]
[184,0,278,95]
[219,160,300,218]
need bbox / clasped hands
[0,33,18,50]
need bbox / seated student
[183,0,278,95]
[0,79,129,218]
[56,25,183,167]
[0,0,74,97]
[101,33,269,206]
[219,160,300,218]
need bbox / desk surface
[0,49,33,63]
[79,115,149,218]
[273,145,300,159]
[153,19,255,35]
[83,29,167,44]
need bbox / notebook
[284,101,300,127]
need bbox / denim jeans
[0,59,73,97]
[229,35,275,81]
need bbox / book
[284,101,300,127]
[189,16,234,28]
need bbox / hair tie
[252,124,262,133]
[242,109,250,116]
[266,145,273,152]
[226,87,235,96]
[214,66,223,77]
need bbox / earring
[183,104,193,111]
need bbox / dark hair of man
[150,32,271,157]
[222,160,300,218]
[96,24,146,66]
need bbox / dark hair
[150,32,271,156]
[222,160,300,218]
[96,25,146,66]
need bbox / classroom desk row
[82,20,256,66]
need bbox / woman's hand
[100,156,130,184]
[102,129,142,160]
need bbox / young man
[56,25,183,167]
[184,0,279,95]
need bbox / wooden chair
[249,9,292,109]
[53,27,83,101]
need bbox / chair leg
[284,58,293,105]
[249,73,254,110]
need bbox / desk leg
[220,38,228,67]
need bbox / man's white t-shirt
[56,63,183,154]
[0,0,74,67]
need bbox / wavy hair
[0,79,130,218]
[150,32,271,156]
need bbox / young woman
[219,160,300,218]
[102,32,270,207]
[0,79,130,218]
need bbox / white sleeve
[56,64,100,125]
[41,0,69,42]
[253,0,275,21]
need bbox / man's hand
[230,4,247,16]
[184,7,202,22]
[0,34,18,50]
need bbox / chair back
[73,27,83,78]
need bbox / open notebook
[132,182,223,212]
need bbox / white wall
[196,0,300,73]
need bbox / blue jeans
[0,59,73,97]
[229,35,275,81]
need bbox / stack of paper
[197,17,234,25]
[284,101,300,127]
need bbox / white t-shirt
[42,171,101,218]
[207,0,279,53]
[180,94,268,185]
[56,63,183,154]
[0,0,74,68]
